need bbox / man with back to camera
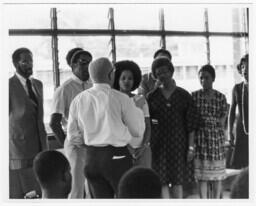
[9,47,47,198]
[50,48,93,198]
[67,57,145,198]
[138,48,174,96]
[33,150,72,199]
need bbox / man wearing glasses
[9,48,47,198]
[50,48,93,198]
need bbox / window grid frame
[8,7,249,90]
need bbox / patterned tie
[26,79,38,105]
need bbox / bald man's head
[89,57,114,84]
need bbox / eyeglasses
[77,58,91,65]
[19,61,32,66]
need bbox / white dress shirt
[51,74,92,129]
[129,95,150,148]
[15,72,37,96]
[67,83,145,147]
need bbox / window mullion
[204,8,210,64]
[108,8,116,63]
[159,8,166,49]
[50,8,60,89]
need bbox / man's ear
[14,62,19,69]
[107,70,112,81]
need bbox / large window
[116,36,160,74]
[6,4,249,133]
[114,5,160,30]
[58,5,109,29]
[166,37,207,92]
[164,6,205,31]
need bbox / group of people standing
[9,46,249,199]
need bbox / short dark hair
[230,167,249,199]
[153,48,172,60]
[66,47,83,66]
[33,151,70,188]
[113,60,142,91]
[12,47,32,65]
[237,54,249,74]
[198,64,216,81]
[151,56,174,79]
[70,50,92,65]
[118,167,162,198]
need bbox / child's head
[198,64,215,90]
[113,60,142,93]
[33,150,72,198]
[117,167,162,198]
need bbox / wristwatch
[188,146,194,151]
[144,142,150,147]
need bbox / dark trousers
[9,167,41,199]
[83,145,132,198]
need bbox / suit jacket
[9,75,47,161]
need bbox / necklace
[242,82,248,135]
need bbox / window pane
[166,37,207,92]
[210,37,233,64]
[114,5,159,30]
[209,37,246,102]
[164,6,205,31]
[116,36,160,74]
[58,36,110,83]
[4,5,50,28]
[8,36,53,131]
[208,7,248,32]
[57,5,109,29]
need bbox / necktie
[82,82,86,90]
[26,79,38,105]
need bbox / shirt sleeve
[51,86,66,116]
[220,94,228,117]
[231,84,238,106]
[142,99,150,117]
[66,97,84,146]
[122,96,145,138]
[133,95,150,117]
[185,92,200,133]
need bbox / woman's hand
[154,79,162,89]
[134,146,146,159]
[187,149,194,162]
[134,95,145,109]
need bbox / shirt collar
[93,83,111,89]
[15,72,31,86]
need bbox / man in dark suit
[9,47,47,198]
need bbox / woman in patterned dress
[228,54,248,169]
[192,65,228,198]
[147,57,198,198]
[113,60,152,168]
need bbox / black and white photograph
[0,0,255,205]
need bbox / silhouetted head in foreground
[117,167,162,198]
[33,150,72,199]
